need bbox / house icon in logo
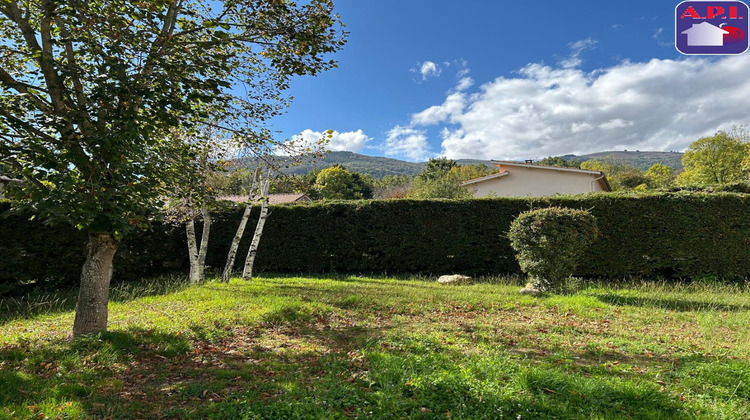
[681,21,730,46]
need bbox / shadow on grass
[594,293,749,312]
[0,275,191,326]
[1,318,726,419]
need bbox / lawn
[1,275,749,419]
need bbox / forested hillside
[235,150,684,178]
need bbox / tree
[537,156,583,168]
[373,175,412,199]
[679,131,746,186]
[644,163,673,189]
[242,172,271,281]
[221,167,260,284]
[580,157,644,191]
[315,165,368,199]
[406,163,489,199]
[167,130,225,285]
[418,157,458,181]
[408,176,471,199]
[446,164,497,182]
[0,1,345,336]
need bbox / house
[219,193,312,205]
[462,161,610,198]
[681,22,729,46]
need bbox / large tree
[0,0,345,336]
[678,131,747,186]
[314,165,370,199]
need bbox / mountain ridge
[238,150,684,178]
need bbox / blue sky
[270,0,750,162]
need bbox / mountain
[236,151,425,178]
[457,151,684,172]
[235,150,684,178]
[566,151,683,171]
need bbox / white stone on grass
[437,274,471,284]
[519,283,541,296]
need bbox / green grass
[1,275,749,419]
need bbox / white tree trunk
[187,206,212,284]
[242,177,271,281]
[221,205,253,283]
[73,232,117,337]
[221,169,261,283]
[198,206,211,274]
[186,217,201,284]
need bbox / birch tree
[0,0,345,336]
[242,172,271,280]
[185,198,212,284]
[221,167,261,283]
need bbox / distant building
[462,161,610,198]
[219,193,312,205]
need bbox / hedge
[0,200,186,295]
[2,192,749,294]
[210,193,750,280]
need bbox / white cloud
[290,129,371,153]
[412,59,472,84]
[406,54,750,160]
[416,61,441,80]
[559,38,597,69]
[384,126,431,161]
[411,92,466,126]
[652,28,672,47]
[455,77,474,92]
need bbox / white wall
[469,168,606,197]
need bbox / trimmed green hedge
[0,200,186,295]
[204,192,750,280]
[2,192,749,294]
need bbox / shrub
[508,207,599,291]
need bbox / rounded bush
[508,207,599,291]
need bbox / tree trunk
[197,206,211,278]
[72,232,117,337]
[221,204,253,283]
[242,177,271,281]
[186,193,212,284]
[186,216,200,284]
[221,168,261,283]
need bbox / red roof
[219,193,312,205]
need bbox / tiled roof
[219,193,311,205]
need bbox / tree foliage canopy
[315,165,372,200]
[0,0,346,233]
[678,131,748,186]
[418,157,458,181]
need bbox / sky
[269,0,750,162]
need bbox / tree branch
[140,0,182,78]
[54,15,93,137]
[0,68,53,113]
